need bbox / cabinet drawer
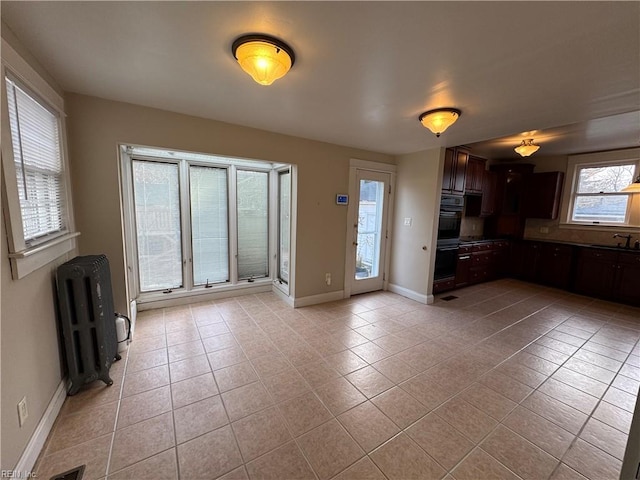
[580,248,618,261]
[458,245,472,255]
[618,252,640,266]
[472,243,493,252]
[472,252,492,265]
[433,277,456,293]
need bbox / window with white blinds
[5,76,66,244]
[122,146,293,300]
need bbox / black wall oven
[435,195,464,280]
[437,195,464,246]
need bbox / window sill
[559,223,640,233]
[8,232,80,280]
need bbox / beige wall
[389,148,444,299]
[64,94,394,313]
[1,25,75,470]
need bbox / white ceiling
[2,1,639,158]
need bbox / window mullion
[269,170,277,282]
[180,160,193,292]
[229,165,239,285]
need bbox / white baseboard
[271,285,294,306]
[426,294,435,305]
[15,378,66,474]
[388,283,429,304]
[293,290,345,308]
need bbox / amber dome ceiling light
[232,34,295,86]
[418,108,461,137]
[514,139,540,157]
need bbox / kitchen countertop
[458,237,640,253]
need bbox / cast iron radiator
[57,255,121,395]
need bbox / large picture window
[122,146,292,302]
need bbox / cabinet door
[481,171,498,216]
[452,149,468,194]
[465,156,485,194]
[455,253,472,287]
[574,249,617,298]
[523,172,564,219]
[442,148,455,193]
[614,253,640,305]
[538,244,574,289]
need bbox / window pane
[278,171,291,283]
[577,165,635,193]
[6,76,65,242]
[132,161,182,291]
[191,166,229,285]
[237,170,268,279]
[572,195,629,223]
[356,179,384,279]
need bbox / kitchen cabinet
[465,156,486,194]
[455,245,472,287]
[616,252,640,305]
[538,243,574,289]
[575,248,640,305]
[510,240,574,289]
[442,148,468,194]
[485,164,534,238]
[433,277,456,294]
[523,172,564,219]
[480,170,498,217]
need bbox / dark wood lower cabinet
[435,239,639,306]
[575,248,640,305]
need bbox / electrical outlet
[539,226,550,234]
[325,273,331,286]
[18,397,28,427]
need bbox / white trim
[349,158,397,173]
[15,379,66,475]
[388,283,430,304]
[9,234,79,280]
[136,282,272,310]
[562,148,640,227]
[1,39,63,112]
[293,290,345,308]
[271,284,294,306]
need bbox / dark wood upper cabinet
[465,156,485,194]
[442,148,468,194]
[523,172,564,219]
[480,170,498,217]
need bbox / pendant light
[418,108,461,137]
[232,34,295,86]
[514,139,540,157]
[621,175,640,193]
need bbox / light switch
[404,217,412,226]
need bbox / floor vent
[441,295,458,301]
[50,465,85,480]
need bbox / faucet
[613,233,632,249]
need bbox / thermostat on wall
[336,194,349,205]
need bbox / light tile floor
[34,279,640,480]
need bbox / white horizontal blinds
[190,165,229,285]
[6,76,65,243]
[237,170,269,279]
[132,160,183,292]
[278,171,291,283]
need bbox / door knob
[353,242,358,246]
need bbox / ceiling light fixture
[621,175,640,193]
[514,139,540,157]
[232,34,295,86]
[418,108,461,137]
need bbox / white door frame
[344,159,396,299]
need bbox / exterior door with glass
[350,170,391,295]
